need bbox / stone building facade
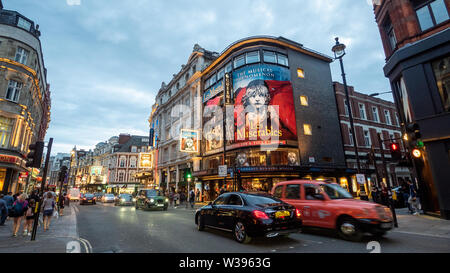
[0,4,51,194]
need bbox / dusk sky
[6,0,391,154]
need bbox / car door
[302,184,331,227]
[220,194,243,230]
[205,195,227,227]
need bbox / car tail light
[295,209,301,218]
[252,210,269,220]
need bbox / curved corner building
[0,4,51,193]
[196,36,350,199]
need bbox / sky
[5,0,392,154]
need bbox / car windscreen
[119,195,132,201]
[144,190,161,197]
[105,194,115,197]
[320,184,353,199]
[85,194,94,198]
[244,194,283,207]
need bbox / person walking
[23,199,36,236]
[4,192,14,216]
[407,179,420,215]
[173,192,179,208]
[189,189,195,209]
[371,186,379,204]
[0,194,8,226]
[42,192,55,231]
[169,190,174,207]
[11,193,28,237]
[58,193,66,216]
[195,189,200,202]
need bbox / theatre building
[194,36,350,201]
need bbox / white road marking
[78,237,93,253]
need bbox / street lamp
[369,91,392,97]
[332,37,367,199]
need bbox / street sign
[356,174,366,185]
[218,165,227,177]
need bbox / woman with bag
[11,193,28,237]
[42,192,55,231]
[24,199,36,236]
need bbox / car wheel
[234,221,252,244]
[337,217,363,242]
[197,213,205,231]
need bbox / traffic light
[389,143,402,160]
[412,148,422,158]
[405,123,422,148]
[25,141,44,168]
[58,166,68,182]
[185,168,192,182]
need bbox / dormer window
[17,17,31,31]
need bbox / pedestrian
[28,190,40,203]
[24,199,36,236]
[195,189,200,202]
[3,192,14,217]
[407,179,420,215]
[0,194,8,226]
[380,183,389,206]
[371,186,379,204]
[11,193,28,237]
[173,192,179,207]
[189,189,195,209]
[42,192,55,231]
[169,191,174,207]
[180,191,186,207]
[58,193,66,216]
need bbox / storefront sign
[356,174,366,185]
[139,153,153,168]
[218,165,227,177]
[203,80,224,103]
[180,129,199,153]
[0,154,20,164]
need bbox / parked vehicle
[272,180,393,241]
[94,192,104,201]
[195,192,302,244]
[102,194,115,203]
[135,189,168,210]
[115,194,135,206]
[68,188,80,202]
[80,193,96,205]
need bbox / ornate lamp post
[332,37,367,199]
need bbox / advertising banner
[232,63,297,146]
[139,153,153,168]
[90,166,103,176]
[180,129,199,153]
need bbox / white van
[68,188,80,201]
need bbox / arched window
[130,157,137,168]
[118,171,125,182]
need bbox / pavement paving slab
[0,204,80,253]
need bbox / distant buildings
[374,0,450,219]
[0,2,51,194]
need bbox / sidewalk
[0,205,79,253]
[391,208,450,238]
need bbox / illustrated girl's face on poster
[185,138,194,149]
[243,80,270,112]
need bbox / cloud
[7,0,391,154]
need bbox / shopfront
[0,153,28,194]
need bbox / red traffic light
[390,143,399,151]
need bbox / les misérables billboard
[203,63,298,154]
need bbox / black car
[135,189,169,210]
[195,192,302,243]
[114,194,135,206]
[80,193,96,205]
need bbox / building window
[209,74,217,87]
[0,117,13,148]
[300,96,308,106]
[344,99,352,116]
[383,16,397,50]
[17,17,31,31]
[130,157,137,168]
[192,65,196,74]
[225,62,232,73]
[363,130,371,147]
[384,109,392,125]
[234,54,246,68]
[432,56,450,112]
[412,0,449,31]
[372,106,379,122]
[246,51,260,64]
[119,157,126,168]
[297,68,305,78]
[129,171,135,182]
[131,146,137,153]
[277,54,289,66]
[118,171,125,182]
[263,50,277,63]
[303,124,312,135]
[348,127,354,146]
[359,103,366,120]
[217,67,224,80]
[15,47,29,65]
[5,80,22,102]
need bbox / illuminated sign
[90,166,103,176]
[180,129,199,153]
[139,153,153,168]
[0,154,20,164]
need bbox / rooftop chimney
[118,134,131,145]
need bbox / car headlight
[120,198,125,202]
[132,198,136,202]
[150,198,154,203]
[165,198,169,202]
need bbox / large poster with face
[180,129,199,153]
[231,64,297,148]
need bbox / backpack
[12,201,25,215]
